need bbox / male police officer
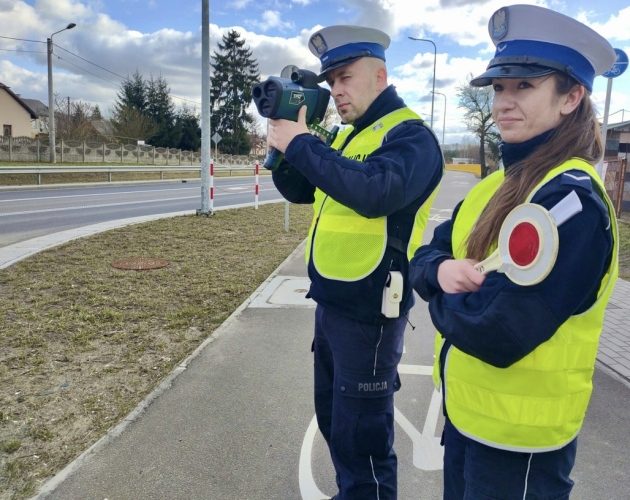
[267,25,443,498]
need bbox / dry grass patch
[0,203,312,498]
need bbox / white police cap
[470,4,615,92]
[308,25,390,81]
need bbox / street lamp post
[409,36,436,129]
[47,22,76,163]
[432,91,447,146]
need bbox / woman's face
[491,75,580,143]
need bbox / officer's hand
[268,106,309,153]
[437,259,486,293]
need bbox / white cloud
[1,0,628,145]
[580,6,630,43]
[249,10,295,32]
[232,0,254,9]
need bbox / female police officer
[409,4,618,499]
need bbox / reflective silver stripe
[522,453,533,500]
[369,455,380,500]
[452,423,579,453]
[562,172,590,181]
[373,325,383,376]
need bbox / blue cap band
[320,42,386,73]
[491,39,596,90]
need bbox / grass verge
[0,203,312,499]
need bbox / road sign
[211,132,222,144]
[603,48,628,78]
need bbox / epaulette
[558,170,594,193]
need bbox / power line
[53,42,128,80]
[55,54,121,88]
[54,42,201,106]
[1,36,201,108]
[0,48,45,54]
[0,35,44,43]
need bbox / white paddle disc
[474,190,583,286]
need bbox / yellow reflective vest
[435,158,619,452]
[305,107,439,281]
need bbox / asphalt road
[0,176,283,247]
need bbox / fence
[603,158,628,216]
[0,136,262,168]
[0,164,269,185]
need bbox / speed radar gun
[252,67,336,170]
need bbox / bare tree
[457,80,500,177]
[54,96,102,141]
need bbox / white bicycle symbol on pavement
[298,363,444,499]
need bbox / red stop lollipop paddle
[474,190,583,285]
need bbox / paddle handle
[474,249,503,274]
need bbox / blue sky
[1,0,629,144]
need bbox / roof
[0,82,39,119]
[22,98,49,118]
[606,120,630,131]
[91,119,114,137]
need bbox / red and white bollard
[254,161,260,209]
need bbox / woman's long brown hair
[466,73,604,261]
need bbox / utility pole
[47,23,76,163]
[198,0,212,215]
[409,37,436,129]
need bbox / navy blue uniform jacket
[272,85,443,324]
[409,134,614,368]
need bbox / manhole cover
[111,257,169,271]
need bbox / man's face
[325,58,385,124]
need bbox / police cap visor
[470,64,556,87]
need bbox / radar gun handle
[263,147,283,171]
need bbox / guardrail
[0,164,266,185]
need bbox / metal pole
[47,23,76,164]
[47,37,55,163]
[432,91,447,145]
[408,37,436,129]
[597,77,613,178]
[198,0,212,215]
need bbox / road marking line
[299,415,330,500]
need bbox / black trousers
[313,305,406,500]
[443,418,577,500]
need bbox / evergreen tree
[111,71,154,142]
[210,30,260,155]
[176,105,201,151]
[112,70,147,116]
[90,105,103,120]
[145,75,178,148]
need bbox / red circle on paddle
[508,221,540,267]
